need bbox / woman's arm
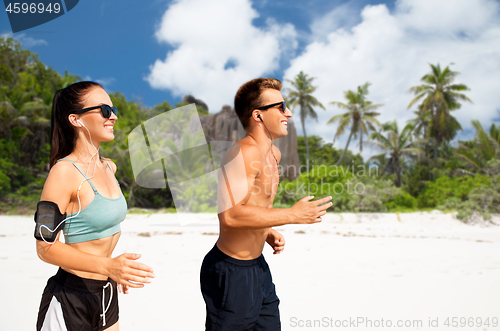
[36,161,154,287]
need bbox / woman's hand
[118,284,129,294]
[106,253,155,288]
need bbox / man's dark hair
[234,78,283,129]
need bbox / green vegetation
[276,63,497,222]
[327,82,382,165]
[1,37,498,222]
[408,63,471,178]
[367,121,425,188]
[0,37,175,213]
[297,135,365,168]
[286,71,324,173]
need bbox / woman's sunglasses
[249,101,287,117]
[71,104,118,118]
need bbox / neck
[72,131,101,164]
[246,125,273,156]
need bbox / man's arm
[218,144,332,229]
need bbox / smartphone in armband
[34,201,67,242]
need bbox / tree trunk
[301,116,310,174]
[424,125,430,180]
[433,139,438,180]
[395,157,401,188]
[380,159,390,176]
[336,127,354,166]
[426,144,431,179]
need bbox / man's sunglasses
[71,104,118,118]
[249,101,287,117]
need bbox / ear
[250,110,262,123]
[68,114,81,128]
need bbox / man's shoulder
[221,141,263,169]
[236,140,262,154]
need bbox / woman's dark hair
[50,81,103,168]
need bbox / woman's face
[77,87,117,142]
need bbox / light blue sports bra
[57,158,127,244]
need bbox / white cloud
[395,0,498,34]
[284,0,500,160]
[95,77,116,88]
[309,2,359,43]
[146,0,297,112]
[82,76,115,90]
[1,33,48,47]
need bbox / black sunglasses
[71,104,118,118]
[249,101,287,117]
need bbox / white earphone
[40,117,101,244]
[41,118,98,244]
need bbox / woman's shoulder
[103,157,117,174]
[41,159,80,202]
[45,159,83,188]
[49,158,80,177]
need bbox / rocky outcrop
[199,104,299,179]
[181,95,209,112]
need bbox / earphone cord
[246,120,280,177]
[81,121,100,181]
[40,120,99,245]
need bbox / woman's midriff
[63,232,120,280]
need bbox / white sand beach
[1,212,499,330]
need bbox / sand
[0,211,499,330]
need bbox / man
[200,78,332,330]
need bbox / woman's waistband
[52,268,115,293]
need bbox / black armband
[34,201,67,242]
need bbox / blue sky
[2,0,500,158]
[2,0,388,108]
[0,0,378,106]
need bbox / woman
[36,81,155,331]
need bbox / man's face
[257,88,293,138]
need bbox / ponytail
[49,81,103,168]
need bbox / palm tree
[59,70,81,89]
[0,100,17,139]
[408,63,471,168]
[286,71,324,173]
[489,123,500,144]
[408,104,432,178]
[328,82,382,166]
[456,120,500,173]
[367,121,425,187]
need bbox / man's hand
[266,229,285,254]
[290,196,332,224]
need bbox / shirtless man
[200,78,332,330]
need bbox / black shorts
[37,268,119,331]
[200,244,280,331]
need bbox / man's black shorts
[200,244,280,331]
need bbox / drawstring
[100,282,113,327]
